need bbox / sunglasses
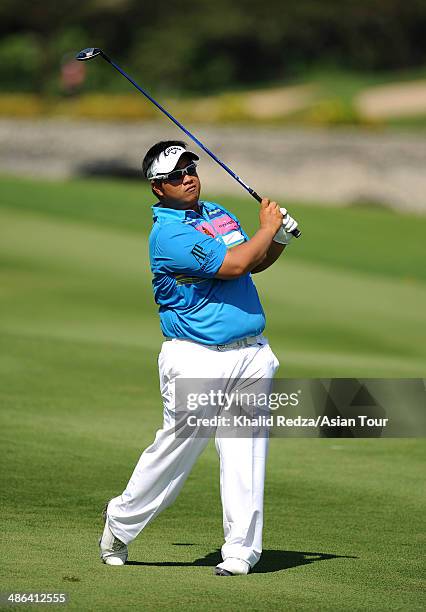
[154,162,198,182]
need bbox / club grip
[251,191,301,238]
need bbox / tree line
[0,0,425,94]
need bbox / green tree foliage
[0,34,43,92]
[0,0,425,93]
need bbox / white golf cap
[146,145,199,179]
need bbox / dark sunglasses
[154,162,198,182]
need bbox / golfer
[100,141,298,575]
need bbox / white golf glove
[273,208,298,245]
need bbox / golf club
[76,47,301,238]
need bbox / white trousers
[107,335,279,568]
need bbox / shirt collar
[151,201,205,222]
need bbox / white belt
[164,335,263,351]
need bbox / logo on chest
[190,212,245,249]
[211,216,239,234]
[199,224,215,238]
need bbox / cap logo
[164,146,182,157]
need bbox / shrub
[0,34,43,93]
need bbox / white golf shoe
[215,558,250,576]
[99,504,128,566]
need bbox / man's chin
[181,192,200,208]
[162,195,200,210]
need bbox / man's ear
[151,180,164,198]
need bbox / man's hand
[215,199,282,279]
[259,198,284,237]
[273,207,298,245]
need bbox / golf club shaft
[100,50,301,238]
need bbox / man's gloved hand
[273,208,298,245]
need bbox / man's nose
[182,171,193,183]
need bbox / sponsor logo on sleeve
[222,230,245,247]
[191,243,207,265]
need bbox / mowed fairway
[0,176,425,610]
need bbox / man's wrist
[257,227,277,240]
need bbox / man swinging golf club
[99,140,299,575]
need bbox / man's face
[152,154,201,210]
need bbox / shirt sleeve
[154,222,227,277]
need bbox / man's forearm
[215,228,276,279]
[251,241,286,274]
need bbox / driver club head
[75,47,102,61]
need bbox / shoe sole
[215,568,234,576]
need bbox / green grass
[0,176,425,610]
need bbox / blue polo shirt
[149,200,265,345]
